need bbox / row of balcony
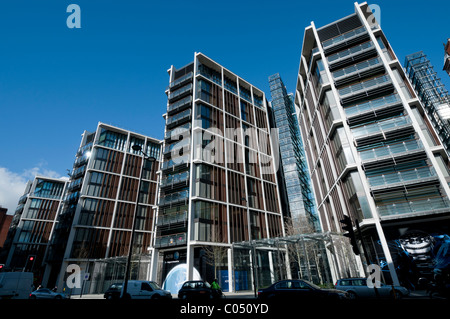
[338,74,391,98]
[165,123,191,141]
[67,178,83,192]
[168,83,193,103]
[367,165,438,190]
[332,57,382,80]
[158,189,189,207]
[322,26,367,49]
[351,115,412,140]
[359,139,424,163]
[156,210,188,226]
[166,109,192,129]
[154,232,187,248]
[163,138,191,156]
[167,95,192,116]
[377,196,450,217]
[160,171,190,188]
[169,72,193,90]
[161,155,189,171]
[344,93,402,118]
[327,40,374,64]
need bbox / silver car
[29,288,69,299]
[335,278,409,299]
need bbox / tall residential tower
[295,2,450,286]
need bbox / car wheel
[152,294,160,300]
[347,291,357,300]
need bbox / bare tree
[203,227,228,280]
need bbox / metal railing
[377,196,450,217]
[351,115,412,139]
[359,139,424,162]
[344,93,401,117]
[322,26,366,48]
[156,211,188,226]
[154,232,187,248]
[332,57,381,79]
[367,166,437,188]
[327,41,374,63]
[338,75,391,97]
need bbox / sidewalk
[69,290,256,299]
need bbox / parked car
[103,283,123,300]
[257,279,349,300]
[335,278,410,299]
[119,280,172,299]
[29,288,69,300]
[0,272,34,299]
[178,280,221,300]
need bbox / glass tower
[268,73,320,233]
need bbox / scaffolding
[404,51,450,154]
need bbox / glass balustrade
[327,41,374,63]
[359,139,423,161]
[169,72,193,89]
[332,57,381,79]
[154,232,187,248]
[367,166,437,188]
[166,109,191,126]
[161,155,189,170]
[159,189,189,206]
[344,93,401,117]
[338,75,391,97]
[167,96,192,114]
[168,83,193,101]
[156,211,188,226]
[377,196,450,217]
[351,115,411,138]
[160,171,190,187]
[322,26,367,48]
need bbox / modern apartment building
[268,73,320,233]
[2,176,67,283]
[45,123,162,292]
[404,51,450,156]
[295,2,450,287]
[153,53,285,293]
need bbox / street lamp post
[121,144,156,299]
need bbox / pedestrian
[211,279,222,298]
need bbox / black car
[257,279,349,301]
[178,280,221,300]
[104,283,123,300]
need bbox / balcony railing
[344,93,401,117]
[359,139,424,162]
[163,138,191,155]
[351,116,412,139]
[160,171,190,188]
[322,26,367,48]
[161,155,189,171]
[332,57,382,80]
[367,166,437,189]
[377,196,450,217]
[158,189,189,206]
[156,211,188,226]
[154,232,187,248]
[168,83,193,102]
[166,109,192,127]
[338,75,391,97]
[165,123,191,140]
[327,41,374,64]
[169,72,193,89]
[167,96,192,115]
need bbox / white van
[121,280,172,299]
[0,272,34,299]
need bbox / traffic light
[24,255,36,272]
[0,264,4,271]
[340,215,360,255]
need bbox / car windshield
[149,282,161,290]
[109,284,122,290]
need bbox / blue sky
[0,0,449,212]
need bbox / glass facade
[269,73,320,232]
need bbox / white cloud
[0,166,67,215]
